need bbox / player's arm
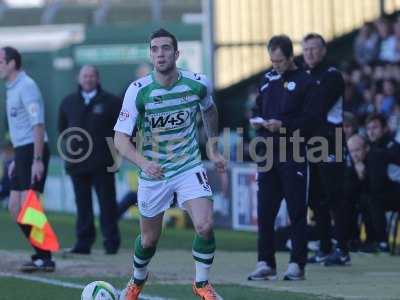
[199,79,226,173]
[114,132,163,179]
[113,82,163,179]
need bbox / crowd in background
[346,16,400,134]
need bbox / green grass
[0,278,82,300]
[0,277,331,300]
[0,208,257,251]
[2,207,400,300]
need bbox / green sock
[192,233,216,283]
[133,235,156,282]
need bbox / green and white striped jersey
[114,69,214,180]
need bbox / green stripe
[193,234,216,254]
[139,161,202,181]
[141,125,196,155]
[180,76,207,99]
[192,256,214,265]
[149,90,196,101]
[145,101,198,114]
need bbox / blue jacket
[253,68,323,138]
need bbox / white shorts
[138,165,213,218]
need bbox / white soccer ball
[81,281,118,300]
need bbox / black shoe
[20,255,56,273]
[105,248,119,255]
[323,249,351,266]
[64,246,91,255]
[359,242,378,253]
[349,240,361,252]
[307,251,329,264]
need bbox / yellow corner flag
[17,189,60,252]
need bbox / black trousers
[309,160,350,253]
[257,160,308,269]
[71,172,120,251]
[368,152,400,243]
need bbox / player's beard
[156,61,176,75]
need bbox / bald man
[346,132,400,252]
[58,65,121,255]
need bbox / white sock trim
[133,267,148,281]
[195,261,211,283]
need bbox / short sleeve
[20,80,45,126]
[198,75,214,111]
[114,83,140,135]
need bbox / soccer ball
[81,281,118,300]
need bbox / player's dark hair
[2,46,22,70]
[267,35,293,58]
[149,28,178,51]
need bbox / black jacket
[252,68,323,156]
[58,86,121,175]
[304,60,345,138]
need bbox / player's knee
[194,219,213,238]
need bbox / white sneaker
[283,263,305,281]
[247,261,277,281]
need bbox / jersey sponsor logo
[119,109,130,121]
[148,110,190,131]
[133,81,142,88]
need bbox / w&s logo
[148,110,190,131]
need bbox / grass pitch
[1,208,399,300]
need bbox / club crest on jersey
[284,81,296,91]
[181,91,191,102]
[154,96,163,103]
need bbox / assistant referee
[0,46,54,272]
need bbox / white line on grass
[0,272,171,300]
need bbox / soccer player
[114,29,226,300]
[0,46,54,271]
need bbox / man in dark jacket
[364,113,400,251]
[59,65,121,254]
[247,35,322,281]
[301,33,351,266]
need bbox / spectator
[58,65,121,255]
[376,18,397,63]
[347,123,400,252]
[354,22,379,65]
